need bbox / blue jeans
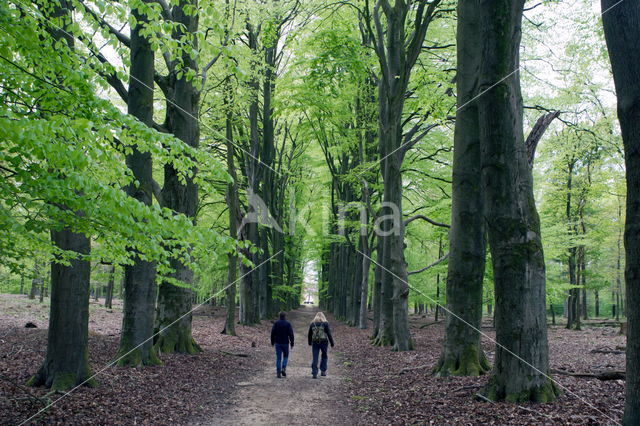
[275,343,290,373]
[311,341,328,375]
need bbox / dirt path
[198,306,355,425]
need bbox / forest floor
[0,294,627,425]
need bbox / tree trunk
[260,41,277,320]
[434,0,488,376]
[384,158,412,351]
[581,274,588,320]
[358,185,371,330]
[370,0,441,352]
[238,24,261,326]
[601,3,640,422]
[595,290,600,318]
[222,84,238,336]
[239,221,260,325]
[39,270,47,303]
[117,0,160,366]
[478,0,557,402]
[373,228,394,346]
[154,0,201,354]
[372,238,382,338]
[29,261,41,300]
[566,161,580,330]
[258,227,270,319]
[616,197,623,321]
[29,228,94,390]
[104,265,114,309]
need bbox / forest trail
[197,306,355,425]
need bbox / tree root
[551,368,625,381]
[433,345,491,377]
[482,376,560,403]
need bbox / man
[271,311,294,378]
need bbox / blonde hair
[312,312,327,323]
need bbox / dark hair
[279,311,286,320]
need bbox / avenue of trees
[0,0,637,422]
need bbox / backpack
[312,322,327,343]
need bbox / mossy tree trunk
[434,0,489,377]
[477,0,557,403]
[372,225,395,347]
[155,272,201,354]
[30,228,94,391]
[117,0,160,367]
[601,2,640,423]
[154,0,201,355]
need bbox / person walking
[271,311,294,378]
[307,312,335,379]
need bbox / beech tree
[25,0,95,392]
[433,0,489,377]
[476,0,557,402]
[365,0,444,351]
[601,1,640,422]
[117,0,160,367]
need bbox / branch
[151,179,163,205]
[404,214,450,228]
[408,253,449,276]
[402,122,438,154]
[154,73,170,97]
[153,0,171,20]
[78,1,131,48]
[525,111,560,168]
[89,47,128,103]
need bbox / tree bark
[29,261,41,300]
[155,0,201,354]
[434,0,488,377]
[525,111,560,167]
[478,0,557,402]
[372,237,382,338]
[601,2,640,422]
[104,265,114,309]
[222,81,238,336]
[29,228,94,391]
[238,23,261,326]
[373,226,394,346]
[359,184,371,330]
[118,0,160,367]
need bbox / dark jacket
[271,319,294,346]
[308,321,335,346]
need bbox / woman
[307,312,335,379]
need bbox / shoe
[321,371,326,376]
[312,374,317,379]
[277,371,281,378]
[281,368,287,377]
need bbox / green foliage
[0,0,232,288]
